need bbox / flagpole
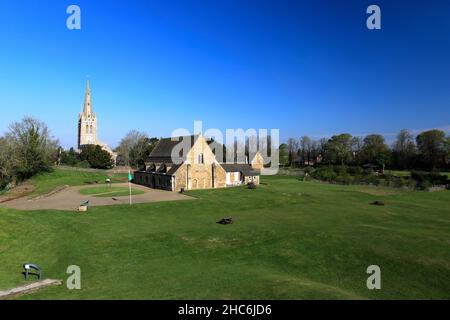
[128,170,132,206]
[129,180,132,205]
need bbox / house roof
[220,163,260,176]
[148,135,199,163]
[147,135,261,177]
[166,164,182,175]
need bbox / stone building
[77,80,117,163]
[133,134,262,192]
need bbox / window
[198,153,204,164]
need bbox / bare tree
[117,130,149,166]
[299,136,312,165]
[392,129,416,169]
[286,137,298,166]
[351,136,363,164]
[318,138,328,163]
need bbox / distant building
[133,134,263,192]
[77,80,117,163]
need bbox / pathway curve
[0,183,192,211]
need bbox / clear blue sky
[1,0,449,148]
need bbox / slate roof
[148,135,199,163]
[166,164,182,175]
[147,135,260,177]
[219,163,260,176]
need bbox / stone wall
[214,165,227,188]
[174,164,187,192]
[251,152,264,170]
[140,136,261,192]
[172,135,228,191]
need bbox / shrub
[80,145,114,169]
[404,178,418,189]
[392,177,407,188]
[76,160,91,168]
[61,148,81,166]
[411,171,426,183]
[411,171,449,190]
[416,180,432,191]
[335,174,353,185]
[360,174,378,185]
[303,166,315,175]
[306,165,450,190]
[347,166,363,175]
[335,165,348,176]
[312,166,337,181]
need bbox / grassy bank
[0,171,449,299]
[79,186,145,197]
[29,168,128,197]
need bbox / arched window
[90,125,93,133]
[86,125,89,133]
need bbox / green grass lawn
[79,186,145,197]
[384,170,412,177]
[0,172,449,299]
[29,168,128,197]
[385,170,450,178]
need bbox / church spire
[83,79,93,115]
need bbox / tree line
[1,117,448,191]
[280,129,449,171]
[0,116,161,190]
[59,130,159,169]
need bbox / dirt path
[0,279,62,300]
[0,181,34,204]
[0,183,192,211]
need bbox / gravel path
[0,183,192,211]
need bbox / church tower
[78,80,98,148]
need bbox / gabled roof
[220,163,260,176]
[167,164,182,175]
[148,135,199,163]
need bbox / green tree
[278,143,289,167]
[61,147,81,166]
[0,137,15,188]
[80,145,114,169]
[360,134,390,170]
[129,137,159,168]
[325,134,353,165]
[446,135,450,167]
[5,117,58,180]
[416,129,446,170]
